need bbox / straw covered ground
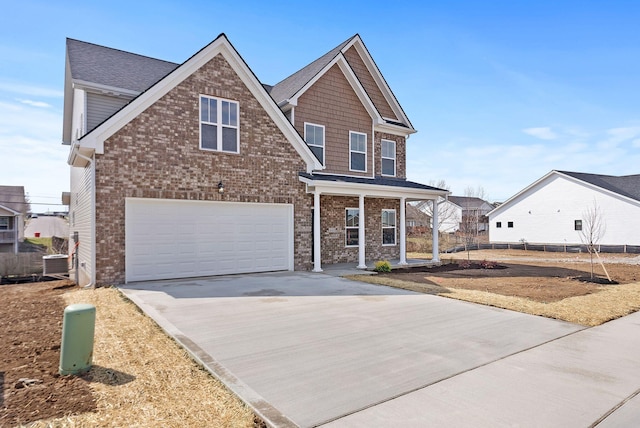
[1,280,260,427]
[348,249,640,326]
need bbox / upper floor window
[382,209,396,245]
[381,139,396,176]
[349,131,367,172]
[0,217,8,230]
[496,221,502,228]
[345,208,359,247]
[574,220,582,231]
[200,95,239,153]
[305,123,325,165]
[508,221,514,228]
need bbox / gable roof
[66,38,179,93]
[68,34,323,172]
[559,171,640,202]
[489,170,640,217]
[0,186,26,214]
[268,35,414,133]
[269,37,355,105]
[448,196,493,210]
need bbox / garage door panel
[126,199,293,282]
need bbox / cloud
[522,127,557,140]
[596,126,640,150]
[632,139,640,148]
[18,98,52,108]
[0,81,63,98]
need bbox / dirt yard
[0,280,259,427]
[350,250,640,326]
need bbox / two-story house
[63,33,448,286]
[0,186,26,254]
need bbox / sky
[1,1,639,211]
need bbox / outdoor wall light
[218,181,225,194]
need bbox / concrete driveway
[119,271,604,426]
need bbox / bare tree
[457,186,488,260]
[579,200,607,280]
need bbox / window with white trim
[381,139,396,176]
[349,131,367,172]
[345,208,359,247]
[0,217,8,230]
[304,123,325,165]
[200,95,239,153]
[382,209,396,245]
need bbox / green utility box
[59,303,96,375]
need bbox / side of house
[489,170,640,246]
[63,34,448,286]
[0,186,26,254]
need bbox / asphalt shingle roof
[0,186,26,213]
[559,171,640,202]
[268,36,356,104]
[299,173,447,192]
[66,38,179,93]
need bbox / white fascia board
[73,80,140,98]
[77,35,322,172]
[374,121,417,137]
[289,55,382,124]
[299,176,448,201]
[345,36,414,129]
[0,204,21,216]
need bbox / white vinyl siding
[69,164,95,286]
[86,92,130,133]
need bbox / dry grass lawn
[30,287,257,427]
[348,249,640,326]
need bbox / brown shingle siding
[295,65,373,176]
[343,46,397,120]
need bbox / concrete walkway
[119,272,640,427]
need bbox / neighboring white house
[0,185,26,254]
[488,170,640,246]
[414,198,461,233]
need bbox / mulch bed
[0,280,95,426]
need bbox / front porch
[321,258,441,277]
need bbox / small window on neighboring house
[304,123,325,165]
[349,131,367,172]
[381,140,396,176]
[382,209,397,245]
[508,221,514,228]
[0,217,8,230]
[200,95,239,153]
[496,222,502,228]
[346,208,360,246]
[575,220,582,231]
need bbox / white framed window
[0,217,8,230]
[304,123,325,165]
[382,209,396,246]
[345,208,359,247]
[381,139,396,176]
[200,95,239,153]
[349,131,367,172]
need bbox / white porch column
[398,197,407,265]
[357,194,367,269]
[313,190,322,272]
[432,199,440,262]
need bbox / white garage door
[125,198,294,282]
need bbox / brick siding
[93,54,313,284]
[320,195,400,264]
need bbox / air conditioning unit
[43,254,69,276]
